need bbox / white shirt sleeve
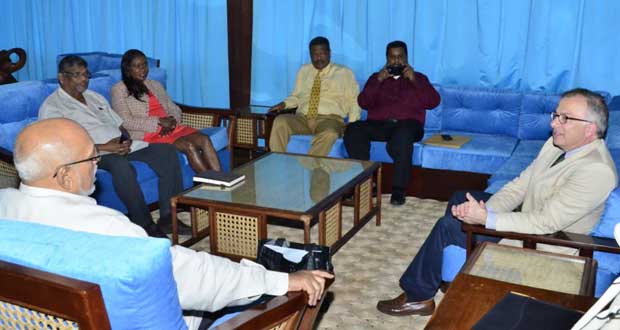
[170,245,289,312]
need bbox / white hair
[14,141,72,182]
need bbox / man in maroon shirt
[344,41,440,205]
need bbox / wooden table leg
[376,165,382,226]
[171,197,178,245]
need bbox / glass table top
[467,243,587,295]
[183,153,376,213]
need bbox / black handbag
[256,238,333,273]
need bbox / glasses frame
[52,154,101,178]
[62,70,92,79]
[550,112,593,125]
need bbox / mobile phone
[387,65,404,76]
[119,132,130,143]
[441,134,453,141]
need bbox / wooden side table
[424,242,597,330]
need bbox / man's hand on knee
[288,270,334,306]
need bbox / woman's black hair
[121,49,149,101]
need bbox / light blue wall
[252,0,620,106]
[0,0,230,108]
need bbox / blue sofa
[0,54,230,214]
[285,85,620,296]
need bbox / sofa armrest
[213,277,333,330]
[176,103,229,128]
[0,146,18,186]
[461,223,620,259]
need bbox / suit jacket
[488,137,617,236]
[111,79,182,140]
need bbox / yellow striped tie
[306,71,321,119]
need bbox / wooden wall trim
[227,0,253,108]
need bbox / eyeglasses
[52,154,101,178]
[550,112,593,125]
[62,70,92,79]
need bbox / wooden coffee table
[170,152,381,261]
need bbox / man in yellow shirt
[269,36,360,156]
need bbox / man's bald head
[14,119,93,183]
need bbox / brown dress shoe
[377,293,435,316]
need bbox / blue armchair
[441,187,620,297]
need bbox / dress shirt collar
[19,183,97,205]
[311,62,333,76]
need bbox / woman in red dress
[111,49,220,173]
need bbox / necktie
[306,71,321,119]
[551,153,565,167]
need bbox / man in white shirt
[0,118,334,329]
[39,55,183,237]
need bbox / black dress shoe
[377,293,435,316]
[390,191,406,206]
[158,215,193,236]
[145,223,169,238]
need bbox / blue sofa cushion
[605,111,620,151]
[593,251,620,297]
[0,117,36,151]
[200,126,229,152]
[512,139,546,158]
[98,68,168,89]
[0,220,186,329]
[518,93,560,140]
[0,81,49,123]
[487,155,533,184]
[421,132,518,174]
[99,54,159,72]
[287,135,347,158]
[44,74,115,102]
[440,86,521,137]
[57,52,107,72]
[591,187,620,239]
[93,160,160,214]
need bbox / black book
[193,170,245,187]
[473,292,583,330]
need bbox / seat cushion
[93,160,161,213]
[420,132,518,174]
[287,135,347,158]
[487,155,533,184]
[591,187,620,239]
[200,126,229,152]
[441,245,466,282]
[0,219,186,329]
[0,117,36,151]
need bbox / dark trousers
[98,143,184,229]
[399,191,499,301]
[343,119,424,191]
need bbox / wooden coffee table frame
[170,153,382,261]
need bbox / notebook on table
[193,170,245,187]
